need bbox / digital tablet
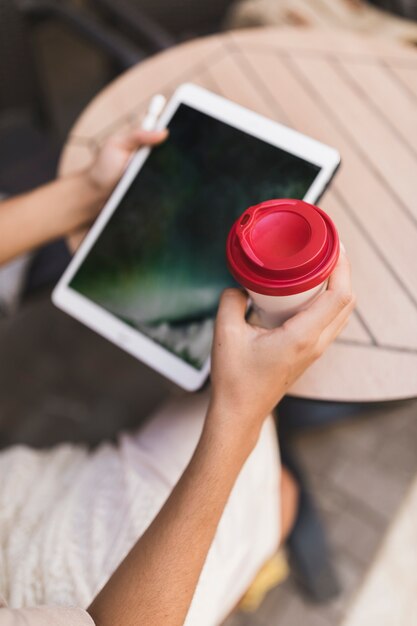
[53,83,340,391]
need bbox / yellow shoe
[238,551,289,613]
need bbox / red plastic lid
[226,199,340,296]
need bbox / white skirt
[0,390,280,626]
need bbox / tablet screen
[70,104,320,370]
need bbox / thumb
[216,288,248,328]
[118,128,168,152]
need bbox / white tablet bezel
[53,83,340,391]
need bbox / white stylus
[142,94,167,130]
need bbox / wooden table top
[60,27,417,402]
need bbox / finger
[216,288,249,329]
[327,245,351,294]
[118,128,168,152]
[321,314,350,347]
[67,229,88,254]
[317,295,356,353]
[281,249,353,342]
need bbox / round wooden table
[60,27,417,402]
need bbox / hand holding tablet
[66,106,168,254]
[53,84,340,390]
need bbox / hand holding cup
[208,248,355,450]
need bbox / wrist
[65,171,108,228]
[201,401,262,464]
[78,168,109,204]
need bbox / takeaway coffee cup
[226,199,340,328]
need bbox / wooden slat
[204,45,285,121]
[338,61,417,154]
[291,342,417,402]
[184,68,225,94]
[386,65,417,100]
[289,57,417,218]
[228,27,417,60]
[322,191,417,349]
[338,313,373,344]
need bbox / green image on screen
[70,104,320,370]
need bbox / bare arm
[88,252,355,626]
[0,174,105,265]
[0,128,168,266]
[89,418,253,626]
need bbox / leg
[280,465,299,544]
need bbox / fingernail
[149,128,168,135]
[340,241,346,254]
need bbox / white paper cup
[248,281,327,328]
